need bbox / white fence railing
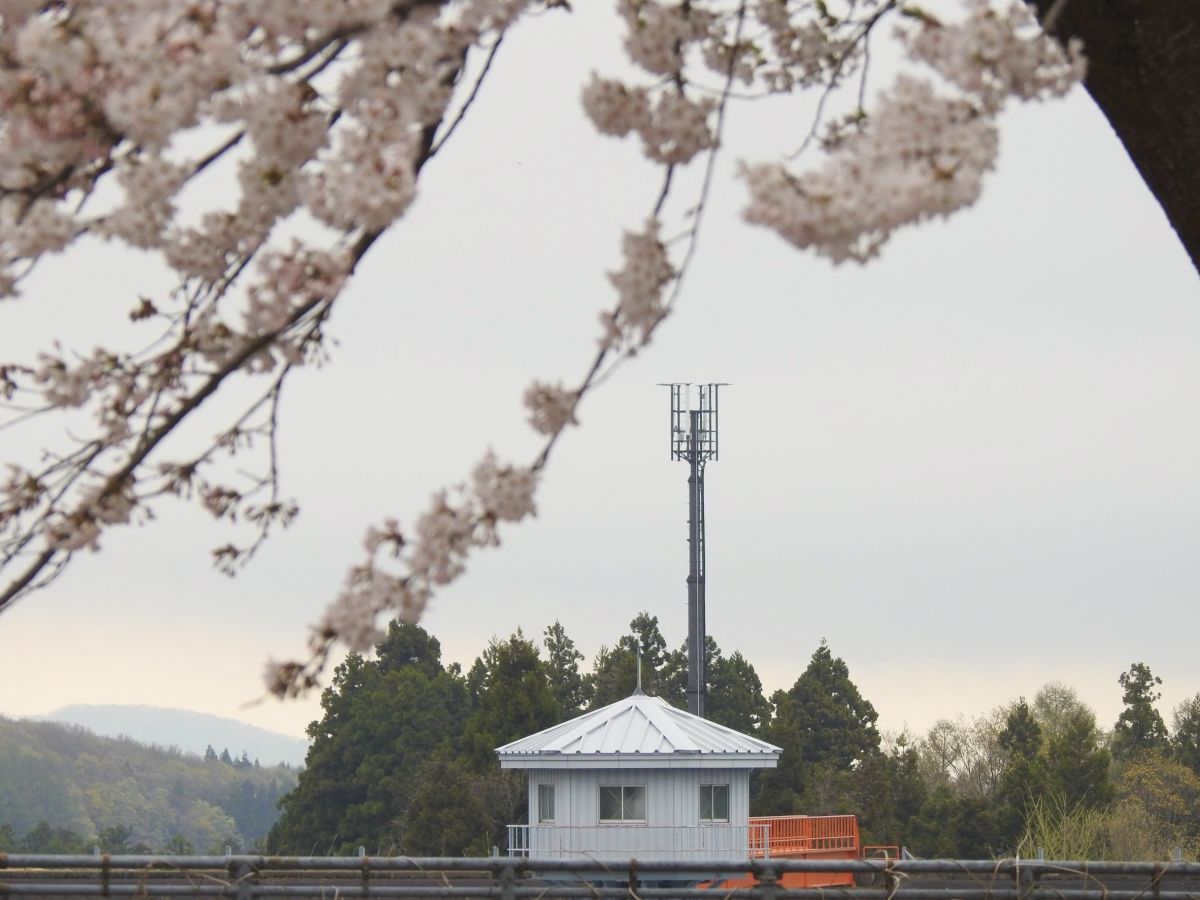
[506,823,771,860]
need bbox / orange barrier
[710,815,862,890]
[748,815,860,857]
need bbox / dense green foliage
[0,717,295,853]
[13,620,1198,862]
[265,621,1200,861]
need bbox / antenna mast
[662,383,726,718]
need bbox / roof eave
[497,751,781,770]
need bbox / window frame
[537,783,555,824]
[598,784,647,824]
[698,783,731,824]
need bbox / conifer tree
[542,621,588,717]
[1112,662,1168,761]
[1171,694,1200,776]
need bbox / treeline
[269,617,1200,861]
[886,666,1200,860]
[0,717,297,853]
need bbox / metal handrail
[506,823,772,859]
[4,855,1200,899]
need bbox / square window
[599,785,646,822]
[624,785,646,821]
[599,786,622,821]
[700,784,730,823]
[538,784,555,823]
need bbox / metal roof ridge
[618,698,651,753]
[642,696,697,751]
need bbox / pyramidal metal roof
[496,691,781,769]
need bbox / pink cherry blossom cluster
[742,76,1000,262]
[735,1,1083,262]
[585,0,1084,265]
[523,382,579,436]
[602,218,676,350]
[902,0,1086,113]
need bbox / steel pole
[686,410,705,717]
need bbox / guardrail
[4,854,1200,899]
[747,815,859,856]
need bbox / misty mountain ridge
[39,704,308,767]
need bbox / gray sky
[1,3,1198,745]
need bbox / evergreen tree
[219,748,233,766]
[587,614,675,706]
[542,621,588,717]
[1111,662,1168,761]
[268,622,468,855]
[755,641,880,814]
[777,640,880,769]
[659,634,714,709]
[993,699,1046,852]
[462,630,560,767]
[886,737,928,845]
[1171,693,1200,776]
[707,650,771,734]
[401,751,490,856]
[625,611,669,672]
[1043,705,1113,809]
[204,745,218,763]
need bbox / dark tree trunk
[1030,0,1200,276]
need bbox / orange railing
[747,815,860,859]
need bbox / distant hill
[0,715,298,852]
[41,704,308,768]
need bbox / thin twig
[429,37,504,158]
[663,0,750,312]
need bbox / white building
[496,688,782,862]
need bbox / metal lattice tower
[662,383,725,718]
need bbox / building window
[537,784,555,823]
[599,785,646,822]
[699,784,730,823]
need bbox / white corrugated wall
[524,768,753,859]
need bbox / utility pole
[661,383,725,718]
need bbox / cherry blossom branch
[0,0,1089,703]
[785,0,898,160]
[0,294,331,612]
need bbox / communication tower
[662,383,726,718]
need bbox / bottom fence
[4,855,1200,899]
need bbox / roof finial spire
[634,651,644,695]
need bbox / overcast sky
[2,3,1198,746]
